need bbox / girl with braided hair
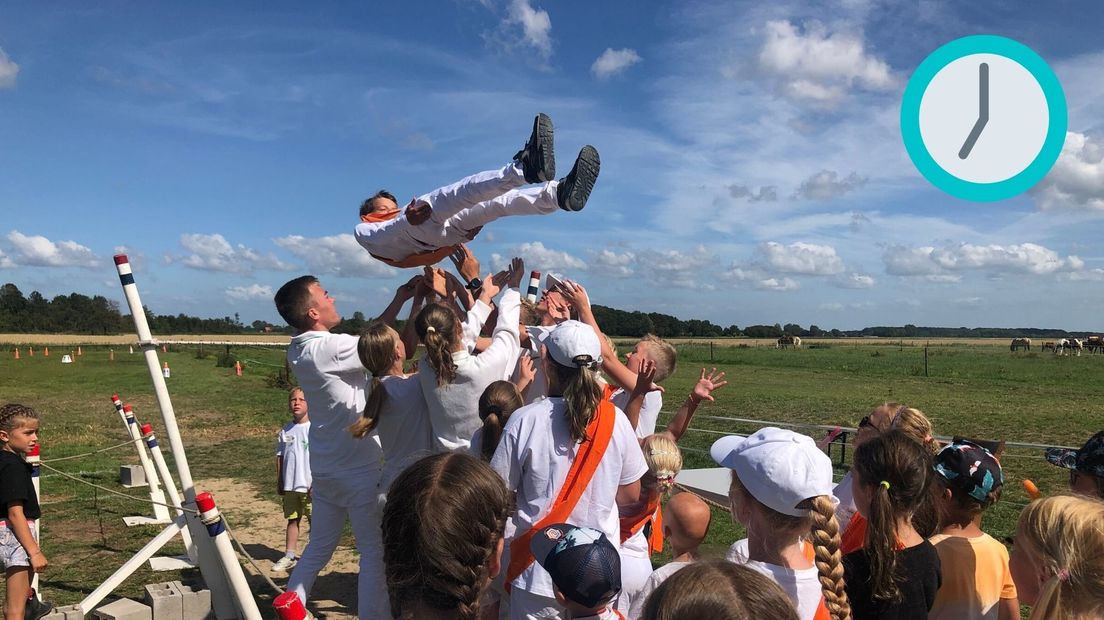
[381,452,510,620]
[712,427,851,620]
[491,320,647,619]
[0,403,51,620]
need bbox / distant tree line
[1,282,1099,338]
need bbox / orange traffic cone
[77,346,82,356]
[162,361,171,378]
[109,349,115,361]
[162,344,167,353]
[13,348,19,360]
[129,345,134,354]
[28,346,34,357]
[234,360,242,377]
[43,347,49,357]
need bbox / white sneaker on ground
[272,555,298,572]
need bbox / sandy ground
[198,478,358,619]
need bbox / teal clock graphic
[901,35,1067,202]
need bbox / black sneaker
[25,595,53,620]
[556,146,600,212]
[513,113,555,184]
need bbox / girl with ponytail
[711,427,851,620]
[416,257,524,452]
[349,320,433,490]
[471,381,524,461]
[1010,494,1104,620]
[844,429,940,619]
[491,320,648,619]
[382,452,511,620]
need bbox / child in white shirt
[274,388,312,573]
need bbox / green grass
[3,341,1103,615]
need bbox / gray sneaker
[514,113,555,184]
[25,595,53,620]
[556,146,601,212]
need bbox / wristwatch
[466,278,482,292]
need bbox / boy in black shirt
[0,403,51,620]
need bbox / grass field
[2,338,1102,617]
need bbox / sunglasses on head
[858,415,874,429]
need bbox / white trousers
[286,471,389,619]
[357,163,559,261]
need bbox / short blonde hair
[1017,495,1104,620]
[640,335,677,383]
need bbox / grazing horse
[1042,341,1057,352]
[776,334,802,349]
[1086,335,1104,354]
[1010,337,1031,352]
[1056,338,1083,357]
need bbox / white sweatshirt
[419,287,521,451]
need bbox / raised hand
[632,359,660,395]
[396,274,422,300]
[449,244,481,282]
[691,368,728,403]
[405,197,432,226]
[492,257,523,289]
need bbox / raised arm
[624,359,659,431]
[400,280,430,360]
[659,368,727,443]
[470,258,524,377]
[376,275,421,327]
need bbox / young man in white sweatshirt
[273,275,388,619]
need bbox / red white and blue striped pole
[140,423,196,562]
[113,254,237,618]
[26,444,41,596]
[121,403,171,524]
[195,493,261,620]
[526,270,541,304]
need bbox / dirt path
[198,478,358,619]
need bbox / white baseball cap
[543,320,602,368]
[710,427,837,517]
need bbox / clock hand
[958,62,989,160]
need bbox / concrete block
[143,582,182,620]
[119,465,148,488]
[92,598,152,620]
[170,582,213,620]
[39,604,83,620]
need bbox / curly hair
[382,452,510,620]
[0,403,39,434]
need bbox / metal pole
[925,346,929,377]
[141,423,197,562]
[196,493,262,620]
[113,254,237,618]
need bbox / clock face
[901,36,1067,202]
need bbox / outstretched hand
[691,368,728,403]
[449,244,481,282]
[631,359,662,395]
[396,274,422,300]
[492,257,524,289]
[405,198,432,226]
[557,279,591,317]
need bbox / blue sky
[3,0,1104,330]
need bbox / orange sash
[800,542,832,620]
[840,512,867,555]
[619,496,664,554]
[361,209,400,224]
[505,399,617,591]
[602,383,617,401]
[369,246,456,269]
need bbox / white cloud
[883,243,1082,277]
[1031,131,1104,211]
[589,249,635,278]
[492,241,587,275]
[0,48,18,89]
[178,233,295,273]
[226,284,273,302]
[506,0,552,60]
[758,20,896,104]
[273,234,397,278]
[834,272,875,289]
[756,277,800,291]
[0,249,12,269]
[728,184,778,202]
[6,230,99,268]
[635,246,715,289]
[760,241,845,275]
[925,274,963,283]
[591,48,642,79]
[793,170,868,200]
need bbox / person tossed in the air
[355,113,600,269]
